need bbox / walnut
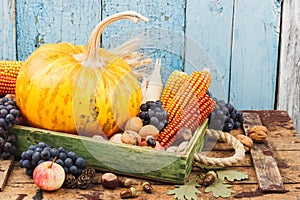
[248,126,268,143]
[248,125,268,135]
[235,135,253,151]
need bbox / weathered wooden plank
[16,0,101,61]
[230,0,282,109]
[0,157,14,191]
[243,112,286,192]
[185,0,234,100]
[277,0,300,136]
[101,0,186,83]
[0,0,16,60]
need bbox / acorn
[119,178,138,188]
[101,173,119,189]
[142,182,153,194]
[203,171,216,186]
[120,187,137,199]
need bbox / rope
[194,129,245,167]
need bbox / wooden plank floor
[0,110,299,199]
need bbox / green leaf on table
[205,178,235,198]
[167,177,202,200]
[217,170,248,182]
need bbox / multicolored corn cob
[160,70,187,114]
[0,61,23,97]
[158,92,216,147]
[166,71,211,123]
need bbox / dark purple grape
[148,110,155,118]
[3,142,12,152]
[150,117,159,127]
[0,127,4,135]
[5,114,15,122]
[75,157,86,169]
[146,136,156,147]
[233,121,241,129]
[41,150,50,160]
[64,167,69,174]
[59,152,67,160]
[226,103,234,113]
[25,169,34,177]
[35,147,43,152]
[50,148,59,157]
[37,159,46,165]
[223,123,233,132]
[1,152,11,160]
[19,159,24,167]
[64,158,73,168]
[0,109,8,118]
[37,142,46,148]
[69,165,79,176]
[22,159,33,170]
[55,158,64,166]
[25,150,33,160]
[0,137,4,147]
[32,151,41,162]
[143,120,150,126]
[28,145,36,151]
[67,151,77,161]
[140,104,148,111]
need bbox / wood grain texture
[0,0,16,60]
[16,0,101,61]
[185,0,234,100]
[243,112,286,192]
[277,0,300,135]
[101,0,186,83]
[0,157,14,191]
[230,0,282,110]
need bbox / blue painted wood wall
[0,0,282,111]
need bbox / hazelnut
[121,130,141,145]
[142,182,153,194]
[235,135,253,151]
[248,130,267,143]
[139,125,159,139]
[124,117,143,132]
[119,178,138,188]
[101,173,119,189]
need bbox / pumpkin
[15,11,149,138]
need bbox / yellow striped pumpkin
[15,11,148,138]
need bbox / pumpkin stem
[80,11,149,67]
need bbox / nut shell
[139,125,159,139]
[121,130,141,145]
[235,135,253,150]
[101,173,119,189]
[248,125,268,134]
[124,117,143,132]
[248,130,267,143]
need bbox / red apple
[33,160,65,191]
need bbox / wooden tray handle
[194,129,245,167]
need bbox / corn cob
[0,61,23,97]
[167,71,211,123]
[160,70,187,114]
[158,92,216,147]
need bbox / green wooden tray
[11,119,208,184]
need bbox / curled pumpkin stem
[81,11,149,66]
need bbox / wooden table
[0,110,300,200]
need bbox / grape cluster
[0,97,20,160]
[138,100,168,131]
[20,142,86,177]
[209,99,244,132]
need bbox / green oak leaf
[167,177,202,200]
[205,178,235,198]
[217,170,248,182]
